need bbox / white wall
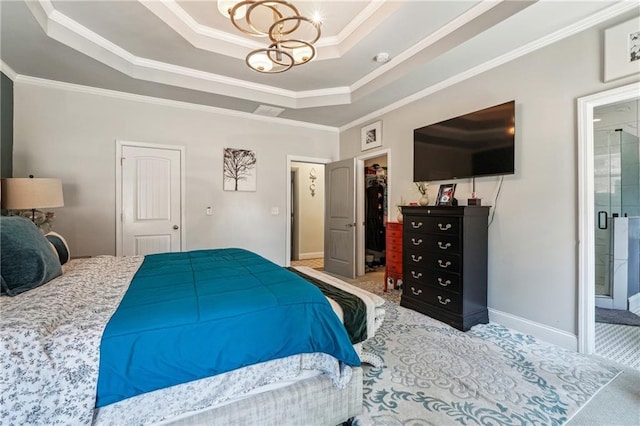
[12,82,339,264]
[339,18,640,340]
[291,161,324,259]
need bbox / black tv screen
[413,101,515,182]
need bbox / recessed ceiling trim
[25,0,351,109]
[314,0,389,48]
[1,61,17,81]
[15,74,339,132]
[349,0,504,92]
[340,1,640,132]
[144,0,393,61]
[140,0,261,60]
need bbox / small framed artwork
[436,183,457,206]
[361,121,382,151]
[604,17,640,82]
[223,147,257,191]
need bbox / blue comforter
[96,248,360,407]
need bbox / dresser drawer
[405,249,460,273]
[403,282,461,313]
[404,216,460,235]
[404,233,460,254]
[386,262,402,274]
[386,235,403,250]
[404,267,461,293]
[386,227,403,240]
[386,249,403,265]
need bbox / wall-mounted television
[413,100,515,182]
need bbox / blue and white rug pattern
[356,302,620,426]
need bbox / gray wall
[1,72,13,178]
[12,83,339,264]
[339,17,640,337]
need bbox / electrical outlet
[271,207,279,215]
[206,206,213,216]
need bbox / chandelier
[218,0,322,73]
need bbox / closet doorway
[364,158,388,273]
[356,148,391,278]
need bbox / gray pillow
[0,216,62,296]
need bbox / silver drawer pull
[437,295,451,305]
[411,238,423,246]
[411,287,422,296]
[437,242,451,250]
[438,223,452,231]
[437,278,451,287]
[411,221,423,229]
[437,260,452,268]
[411,255,423,262]
[411,271,422,279]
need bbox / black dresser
[400,206,489,331]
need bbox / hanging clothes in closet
[365,165,387,252]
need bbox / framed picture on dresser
[436,183,456,206]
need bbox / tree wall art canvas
[223,148,257,191]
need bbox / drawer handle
[437,278,451,287]
[411,221,423,229]
[411,238,423,246]
[437,242,452,250]
[437,260,452,268]
[411,255,423,263]
[411,271,422,279]
[437,223,452,231]
[437,295,451,305]
[411,287,422,296]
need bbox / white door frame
[285,155,331,267]
[356,148,391,277]
[115,140,187,256]
[577,82,640,354]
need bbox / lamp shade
[1,178,64,210]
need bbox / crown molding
[349,0,502,92]
[143,0,390,61]
[139,1,259,60]
[18,0,637,128]
[26,0,351,109]
[14,74,339,132]
[339,1,640,132]
[1,61,17,81]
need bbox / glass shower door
[594,127,640,307]
[593,129,620,298]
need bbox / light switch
[271,207,279,215]
[206,206,213,216]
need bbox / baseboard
[299,252,324,260]
[629,293,640,314]
[488,308,577,351]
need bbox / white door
[120,145,182,256]
[324,158,356,278]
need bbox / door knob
[173,225,179,230]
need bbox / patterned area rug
[354,302,621,426]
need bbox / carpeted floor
[331,271,635,425]
[351,301,621,425]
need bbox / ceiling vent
[253,105,286,117]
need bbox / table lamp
[1,175,64,222]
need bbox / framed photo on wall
[361,121,382,151]
[436,183,457,206]
[223,147,257,191]
[604,16,640,82]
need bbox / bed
[0,216,384,425]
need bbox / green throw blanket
[287,268,367,344]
